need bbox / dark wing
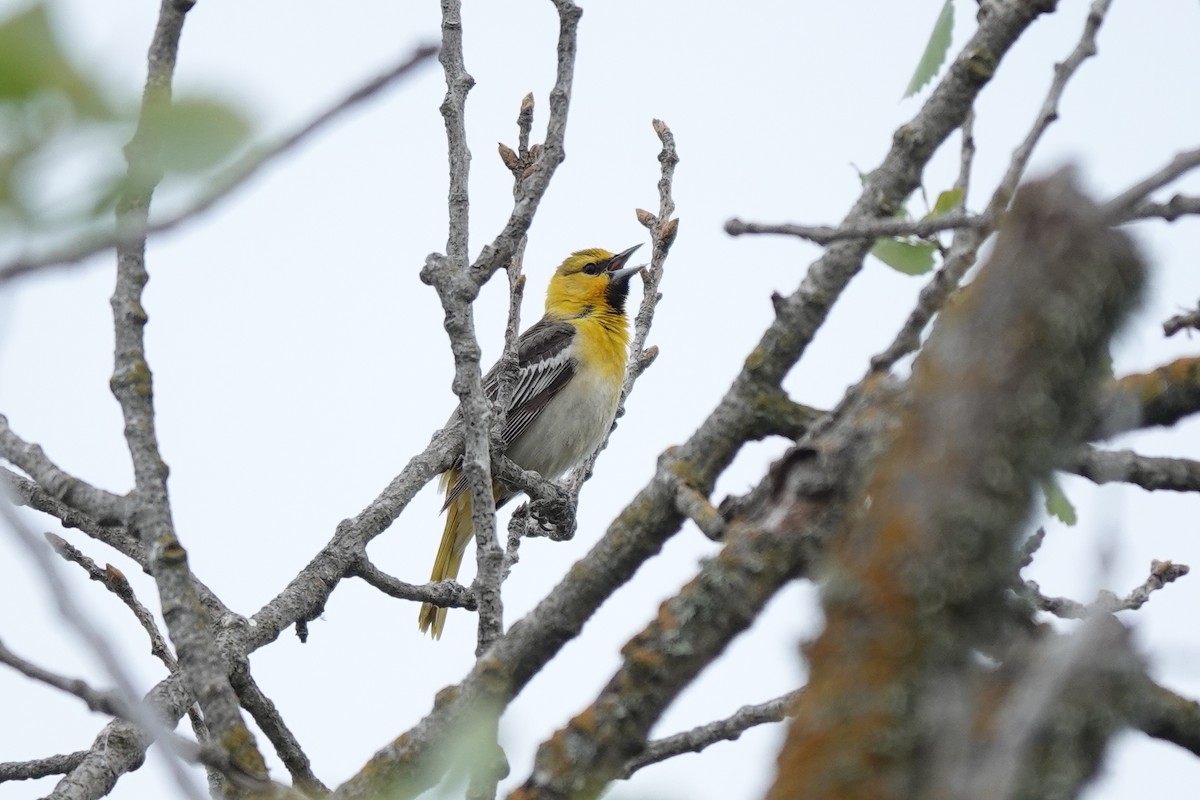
[493,318,577,446]
[442,318,576,509]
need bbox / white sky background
[2,0,1200,798]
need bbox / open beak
[605,244,643,283]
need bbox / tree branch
[770,171,1143,800]
[724,211,981,244]
[1068,446,1200,491]
[0,415,130,524]
[107,0,263,781]
[619,690,802,780]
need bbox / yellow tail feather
[418,470,474,639]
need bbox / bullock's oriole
[418,245,643,638]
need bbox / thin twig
[1124,193,1200,224]
[1104,147,1200,221]
[565,118,678,502]
[1024,561,1189,619]
[0,493,205,800]
[45,533,177,670]
[350,555,477,609]
[0,44,438,286]
[870,0,1114,373]
[620,690,801,779]
[0,414,130,524]
[0,638,126,716]
[724,211,981,245]
[1069,446,1200,491]
[1163,303,1200,337]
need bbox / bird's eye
[582,261,603,276]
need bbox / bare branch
[620,690,801,779]
[724,212,981,245]
[350,556,476,610]
[772,172,1143,799]
[871,0,1113,374]
[1025,560,1189,619]
[1095,357,1200,437]
[2,467,144,564]
[230,666,330,797]
[0,638,127,717]
[1069,446,1200,491]
[1164,302,1200,337]
[0,752,87,782]
[0,415,130,524]
[1124,193,1200,224]
[0,494,204,800]
[1134,676,1200,757]
[565,118,678,501]
[1104,146,1200,221]
[45,533,176,670]
[988,0,1113,218]
[107,0,263,779]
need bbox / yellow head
[544,245,643,321]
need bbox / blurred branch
[1104,146,1200,221]
[0,492,204,800]
[1134,677,1200,757]
[1024,560,1188,619]
[1125,193,1200,225]
[0,638,126,716]
[1164,302,1200,337]
[771,172,1143,799]
[1069,446,1200,491]
[0,44,438,286]
[1095,357,1200,437]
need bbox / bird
[418,244,643,639]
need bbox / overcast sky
[3,1,1200,798]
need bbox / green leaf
[904,0,954,98]
[924,187,964,220]
[871,237,937,275]
[142,97,252,173]
[0,3,112,117]
[1042,476,1077,526]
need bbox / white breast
[503,364,621,480]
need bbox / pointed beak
[605,244,643,283]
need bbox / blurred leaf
[0,3,112,117]
[88,174,128,217]
[904,0,954,98]
[871,237,936,275]
[142,97,252,173]
[924,187,964,220]
[1042,476,1077,526]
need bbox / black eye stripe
[582,261,603,275]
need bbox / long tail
[418,469,474,639]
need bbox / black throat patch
[606,276,631,315]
